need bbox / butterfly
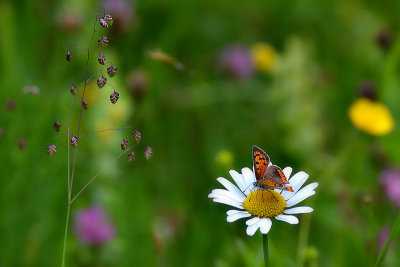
[252,145,294,192]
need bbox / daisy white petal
[281,171,309,199]
[259,218,272,234]
[229,170,248,192]
[246,217,261,226]
[275,214,299,224]
[227,211,251,222]
[284,206,313,214]
[246,220,261,236]
[287,182,318,201]
[217,177,246,199]
[282,167,293,178]
[226,209,244,216]
[210,188,246,203]
[286,183,318,207]
[242,167,255,185]
[212,196,243,209]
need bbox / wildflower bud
[132,130,142,143]
[54,121,61,132]
[127,70,149,103]
[47,144,57,156]
[121,138,128,150]
[98,36,109,47]
[358,193,373,205]
[376,28,394,51]
[144,146,153,160]
[56,11,83,32]
[71,85,77,95]
[104,14,113,26]
[66,50,72,62]
[23,85,40,95]
[98,54,106,65]
[5,99,16,111]
[127,152,136,164]
[107,65,117,77]
[82,100,88,110]
[97,76,107,88]
[110,91,119,104]
[99,18,108,28]
[0,127,3,139]
[304,246,319,262]
[18,138,26,150]
[71,135,78,148]
[358,81,376,100]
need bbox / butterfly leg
[268,190,278,201]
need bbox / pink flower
[73,205,115,246]
[218,45,254,79]
[380,168,400,207]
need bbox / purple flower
[127,152,136,164]
[99,18,108,28]
[132,130,142,143]
[98,36,109,47]
[47,144,57,156]
[73,205,115,246]
[120,138,128,150]
[144,146,153,160]
[107,65,118,77]
[97,76,107,88]
[380,168,400,207]
[218,45,254,79]
[377,227,396,253]
[110,91,120,104]
[71,135,78,148]
[98,54,106,65]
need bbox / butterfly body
[252,146,294,192]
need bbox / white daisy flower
[208,166,318,236]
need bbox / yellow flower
[215,150,234,168]
[348,98,395,136]
[250,42,278,72]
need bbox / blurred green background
[1,0,400,266]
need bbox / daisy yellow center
[243,190,286,218]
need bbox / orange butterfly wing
[252,146,270,180]
[258,179,281,188]
[259,164,294,192]
[275,168,294,191]
[276,168,290,184]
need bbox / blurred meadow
[1,0,400,266]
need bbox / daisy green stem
[375,212,400,267]
[263,234,269,267]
